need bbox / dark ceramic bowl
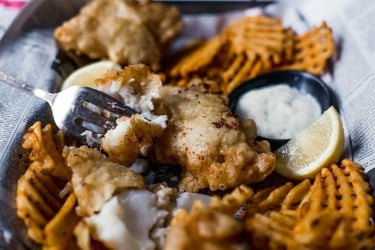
[229,70,335,150]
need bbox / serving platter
[0,0,373,249]
[0,1,274,248]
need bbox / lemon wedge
[61,60,121,89]
[275,106,345,180]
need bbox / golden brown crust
[64,146,145,216]
[54,0,183,71]
[96,65,167,165]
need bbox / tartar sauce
[235,84,321,139]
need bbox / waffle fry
[246,210,298,250]
[169,35,227,78]
[16,122,69,244]
[210,184,254,216]
[227,15,288,66]
[222,51,262,94]
[16,172,65,243]
[166,15,334,94]
[245,159,375,250]
[277,22,334,75]
[44,193,80,250]
[294,159,375,249]
[281,179,311,210]
[281,28,295,63]
[246,180,311,217]
[21,122,71,180]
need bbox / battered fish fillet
[102,114,165,166]
[54,0,183,71]
[96,65,167,165]
[64,146,145,217]
[154,86,275,192]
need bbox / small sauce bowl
[229,70,335,150]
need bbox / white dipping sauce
[235,84,321,139]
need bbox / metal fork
[0,70,136,147]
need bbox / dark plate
[0,1,275,249]
[228,70,335,150]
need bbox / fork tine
[50,86,138,148]
[62,121,102,148]
[76,108,116,131]
[81,88,137,117]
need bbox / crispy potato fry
[16,122,69,244]
[165,16,334,95]
[246,210,298,250]
[277,22,334,75]
[167,39,205,78]
[44,193,80,250]
[224,54,261,94]
[282,28,294,63]
[173,35,227,77]
[22,121,71,180]
[294,209,353,249]
[280,179,311,211]
[226,15,286,66]
[245,159,375,250]
[246,182,294,217]
[293,160,375,249]
[210,185,254,216]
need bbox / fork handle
[0,70,56,105]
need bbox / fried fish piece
[64,146,145,217]
[95,64,165,117]
[102,114,165,166]
[137,0,184,51]
[96,65,167,165]
[154,86,275,192]
[54,0,183,71]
